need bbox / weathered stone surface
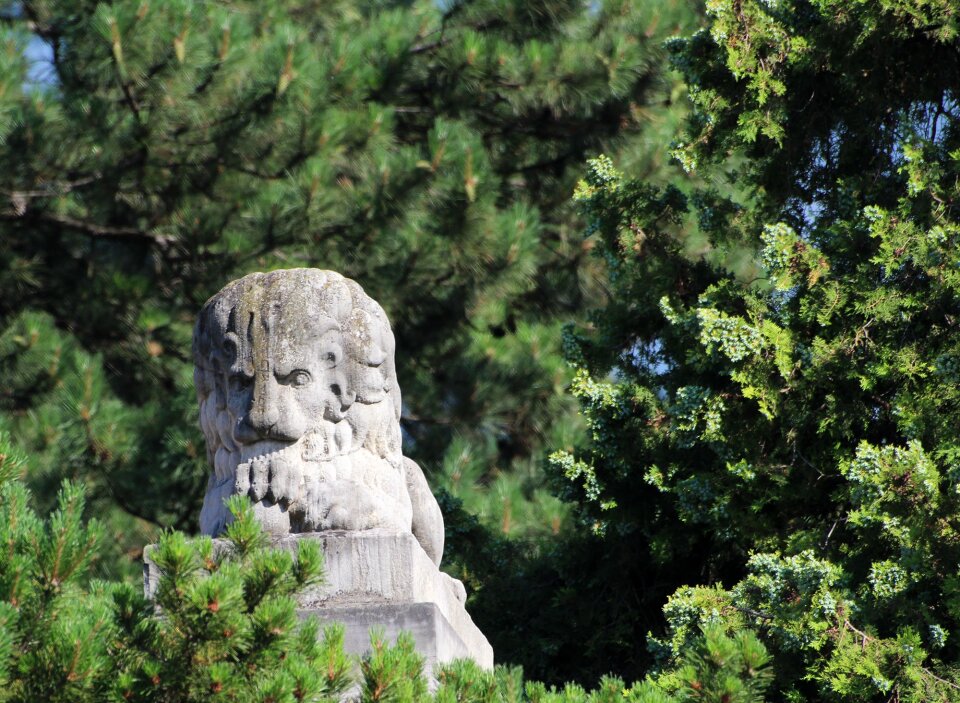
[192,269,443,564]
[289,529,490,670]
[306,603,481,677]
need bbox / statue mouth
[224,420,360,507]
[239,439,297,463]
[237,420,355,465]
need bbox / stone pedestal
[143,529,493,674]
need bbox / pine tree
[0,0,699,572]
[551,0,960,699]
[0,433,773,702]
[0,431,352,702]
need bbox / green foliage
[671,625,771,703]
[0,310,198,579]
[360,631,429,703]
[0,0,699,570]
[0,430,773,701]
[0,427,353,702]
[550,0,960,698]
[0,454,109,702]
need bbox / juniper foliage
[553,0,960,699]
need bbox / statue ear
[302,316,340,341]
[220,330,257,377]
[193,366,212,400]
[318,280,353,320]
[222,331,239,361]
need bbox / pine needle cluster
[0,432,771,702]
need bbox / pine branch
[0,209,173,247]
[1,174,105,201]
[409,36,450,55]
[0,12,57,39]
[401,413,454,426]
[117,78,142,122]
[409,15,506,54]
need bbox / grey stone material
[192,269,443,565]
[163,268,494,672]
[306,603,479,677]
[288,530,485,661]
[292,529,491,670]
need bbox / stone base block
[305,602,485,677]
[144,529,493,673]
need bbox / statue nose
[330,369,355,410]
[250,404,280,431]
[241,375,291,441]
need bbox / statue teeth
[248,455,270,501]
[239,440,290,463]
[334,422,352,453]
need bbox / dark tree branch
[0,208,174,247]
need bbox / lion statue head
[193,269,443,564]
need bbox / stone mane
[193,269,444,565]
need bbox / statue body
[193,269,444,565]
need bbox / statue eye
[363,345,387,368]
[316,340,343,368]
[229,371,253,391]
[320,350,340,368]
[282,370,312,387]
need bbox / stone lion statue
[193,269,445,565]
